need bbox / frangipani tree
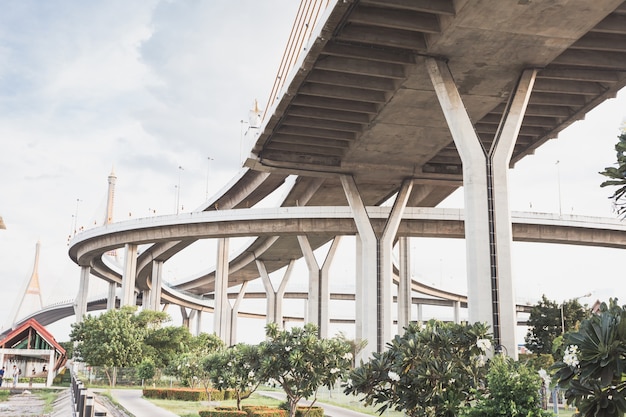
[258,323,353,417]
[205,343,262,410]
[344,320,492,417]
[553,299,626,417]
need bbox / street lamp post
[205,157,213,200]
[176,165,184,214]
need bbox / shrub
[199,410,247,417]
[143,387,226,401]
[462,354,552,417]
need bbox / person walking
[0,367,4,387]
[12,365,19,388]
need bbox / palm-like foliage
[345,320,492,417]
[553,299,626,417]
[600,131,626,217]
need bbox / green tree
[205,343,262,410]
[552,299,626,417]
[259,323,352,417]
[344,320,491,417]
[600,131,626,217]
[188,332,225,355]
[525,295,587,358]
[137,358,156,384]
[462,355,552,417]
[143,325,192,370]
[70,306,145,386]
[165,333,224,389]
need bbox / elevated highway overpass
[67,0,626,358]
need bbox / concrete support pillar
[298,236,319,329]
[149,260,164,310]
[257,259,294,327]
[426,57,536,358]
[187,310,198,336]
[74,266,90,323]
[341,176,377,359]
[397,237,412,332]
[454,301,461,324]
[297,236,341,338]
[195,310,202,336]
[213,238,231,343]
[121,243,138,307]
[320,237,340,338]
[180,307,190,329]
[341,176,412,358]
[107,281,117,310]
[417,304,423,322]
[230,281,249,345]
[380,180,412,344]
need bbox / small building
[0,318,67,387]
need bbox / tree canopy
[259,323,353,417]
[600,131,626,217]
[205,343,262,410]
[345,320,492,417]
[524,295,587,358]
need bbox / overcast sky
[1,1,625,342]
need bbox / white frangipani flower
[388,371,400,382]
[476,338,491,352]
[563,345,580,367]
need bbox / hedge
[199,407,288,417]
[199,410,248,417]
[143,388,227,401]
[294,406,324,417]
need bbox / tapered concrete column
[426,57,536,358]
[397,237,412,332]
[121,243,138,307]
[230,281,249,345]
[148,260,164,310]
[341,176,377,358]
[380,180,412,346]
[257,259,294,327]
[298,235,341,338]
[180,307,190,329]
[320,237,340,338]
[188,310,199,336]
[214,238,231,342]
[341,176,412,356]
[107,281,117,310]
[74,266,90,323]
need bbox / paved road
[110,389,179,417]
